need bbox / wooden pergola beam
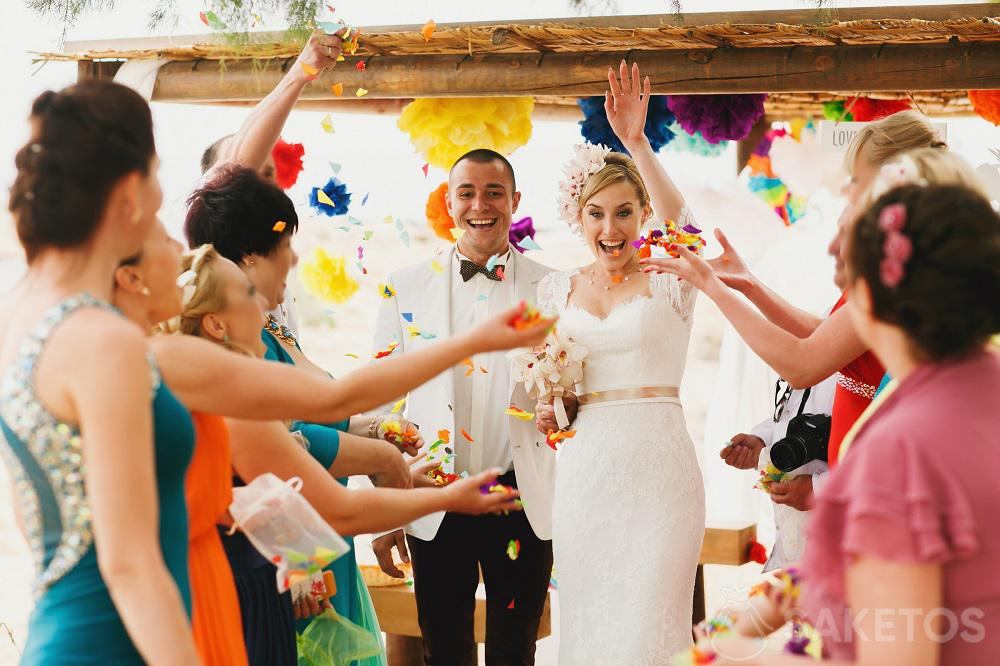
[150,41,1000,103]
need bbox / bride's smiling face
[580,180,648,270]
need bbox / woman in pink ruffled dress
[711,183,1000,665]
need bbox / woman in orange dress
[186,412,249,666]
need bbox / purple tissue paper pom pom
[667,94,768,144]
[509,216,536,253]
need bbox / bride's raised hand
[606,60,651,148]
[640,245,719,294]
[705,228,755,293]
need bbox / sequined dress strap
[0,293,126,597]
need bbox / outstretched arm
[606,60,686,223]
[210,29,345,174]
[643,246,866,388]
[151,304,553,424]
[228,419,520,536]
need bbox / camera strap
[794,386,813,418]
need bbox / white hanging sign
[819,120,948,153]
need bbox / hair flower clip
[557,143,611,233]
[877,203,912,289]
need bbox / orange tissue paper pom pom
[425,182,456,242]
[969,90,1000,126]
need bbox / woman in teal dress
[263,326,389,664]
[0,82,200,663]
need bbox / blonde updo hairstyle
[577,152,652,223]
[857,148,986,215]
[844,110,946,176]
[163,244,252,355]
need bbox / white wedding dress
[538,244,706,665]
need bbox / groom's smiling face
[447,158,520,262]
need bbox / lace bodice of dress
[538,268,695,393]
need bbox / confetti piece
[419,330,437,340]
[507,599,515,610]
[355,61,366,71]
[362,193,370,206]
[329,162,342,174]
[461,429,475,443]
[199,10,227,30]
[199,11,208,26]
[348,215,363,225]
[430,260,444,274]
[394,218,404,231]
[479,367,488,374]
[374,342,398,359]
[545,429,576,451]
[476,294,489,302]
[421,163,429,177]
[421,19,436,42]
[344,353,360,359]
[399,230,411,247]
[321,114,334,133]
[485,253,501,271]
[356,88,368,97]
[507,539,521,561]
[272,220,287,232]
[406,325,422,338]
[383,215,394,224]
[505,406,535,421]
[357,246,364,260]
[450,228,466,240]
[301,62,320,78]
[331,82,344,96]
[461,358,475,376]
[518,236,543,252]
[391,398,406,414]
[438,429,451,444]
[495,266,506,281]
[363,230,375,241]
[316,190,335,207]
[402,312,414,322]
[379,283,396,299]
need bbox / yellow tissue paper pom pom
[397,97,534,169]
[299,248,359,304]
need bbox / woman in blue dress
[0,82,200,663]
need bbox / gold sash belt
[577,386,680,406]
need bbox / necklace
[265,314,298,347]
[588,266,642,291]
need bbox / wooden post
[692,565,707,625]
[736,117,770,175]
[150,42,1000,103]
[76,60,124,82]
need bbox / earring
[131,207,143,225]
[140,286,151,296]
[223,333,230,344]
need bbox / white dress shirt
[751,375,836,572]
[451,248,515,476]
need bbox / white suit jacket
[368,246,557,541]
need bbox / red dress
[827,293,884,468]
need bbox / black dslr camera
[770,385,831,473]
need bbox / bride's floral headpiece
[557,143,612,232]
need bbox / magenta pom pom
[667,94,768,144]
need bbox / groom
[369,149,573,665]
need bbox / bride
[537,61,705,664]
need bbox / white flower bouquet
[507,328,588,429]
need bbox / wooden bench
[369,521,755,665]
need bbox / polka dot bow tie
[459,259,505,282]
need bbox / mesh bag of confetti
[296,606,382,666]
